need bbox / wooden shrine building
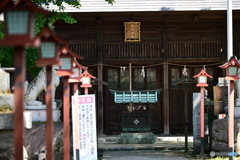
[51,0,240,135]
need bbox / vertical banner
[72,94,80,160]
[72,94,97,160]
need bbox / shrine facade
[52,1,240,134]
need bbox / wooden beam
[168,58,223,63]
[102,58,164,64]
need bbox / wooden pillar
[97,30,104,135]
[184,84,188,152]
[46,66,54,160]
[228,80,235,160]
[200,87,205,156]
[63,76,70,160]
[163,63,169,134]
[221,28,227,77]
[163,30,170,134]
[14,47,25,160]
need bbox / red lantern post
[219,56,240,159]
[80,70,96,95]
[68,59,87,160]
[57,46,82,160]
[0,1,49,159]
[193,68,212,157]
[35,26,67,160]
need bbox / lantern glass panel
[82,77,90,84]
[6,10,29,35]
[199,76,207,83]
[61,58,72,70]
[41,42,56,58]
[71,68,79,78]
[228,66,237,76]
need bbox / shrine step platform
[98,135,194,152]
[116,133,157,144]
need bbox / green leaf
[0,47,14,67]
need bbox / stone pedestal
[211,118,240,154]
[0,113,28,160]
[29,110,61,122]
[0,113,15,160]
[0,113,14,129]
[235,107,240,119]
[193,93,201,154]
[235,99,240,119]
[0,94,14,110]
[25,104,61,122]
[0,69,10,93]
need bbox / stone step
[98,135,194,143]
[119,132,153,136]
[158,136,193,142]
[116,132,157,144]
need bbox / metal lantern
[72,68,80,78]
[193,68,212,157]
[36,26,68,66]
[41,42,56,58]
[219,56,240,160]
[82,76,91,85]
[193,68,212,87]
[61,57,72,70]
[219,56,240,80]
[69,59,88,83]
[0,0,49,46]
[6,10,29,35]
[57,46,83,76]
[80,70,96,88]
[198,76,207,84]
[228,66,238,76]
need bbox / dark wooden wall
[54,10,240,134]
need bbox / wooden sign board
[124,22,140,42]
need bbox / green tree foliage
[0,23,14,67]
[0,0,114,76]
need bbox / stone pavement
[102,150,189,160]
[98,135,193,160]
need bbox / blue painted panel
[110,89,162,103]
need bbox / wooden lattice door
[169,66,214,134]
[104,66,162,134]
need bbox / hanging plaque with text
[124,22,140,42]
